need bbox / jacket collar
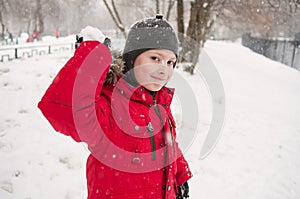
[114,77,175,107]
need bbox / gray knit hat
[123,15,179,75]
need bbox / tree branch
[267,0,280,8]
[111,0,123,26]
[102,0,126,38]
[166,0,175,20]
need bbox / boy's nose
[158,63,168,74]
[161,60,169,68]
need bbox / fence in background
[242,33,300,71]
[0,43,74,62]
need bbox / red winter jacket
[38,41,192,199]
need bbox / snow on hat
[123,15,179,74]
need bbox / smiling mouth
[151,76,167,81]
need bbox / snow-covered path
[188,41,300,199]
[0,40,300,199]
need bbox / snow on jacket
[38,41,192,199]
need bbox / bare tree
[0,0,9,39]
[34,0,43,34]
[267,0,300,36]
[5,0,34,34]
[102,0,176,38]
[177,0,184,43]
[178,0,225,74]
[44,0,60,31]
[219,0,300,38]
[0,0,109,37]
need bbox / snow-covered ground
[0,38,300,199]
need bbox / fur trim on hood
[104,50,125,85]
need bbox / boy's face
[133,49,176,91]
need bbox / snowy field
[0,37,300,199]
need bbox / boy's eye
[151,56,160,62]
[167,60,175,66]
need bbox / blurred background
[1,0,299,39]
[1,0,300,70]
[0,0,299,39]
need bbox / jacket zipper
[153,99,163,126]
[148,98,161,161]
[147,122,156,160]
[167,119,175,147]
[154,98,174,147]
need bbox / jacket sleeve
[38,41,112,145]
[175,152,193,186]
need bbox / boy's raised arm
[38,41,112,143]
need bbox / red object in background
[54,29,60,38]
[26,37,33,43]
[32,30,40,40]
[26,30,40,42]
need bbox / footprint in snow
[0,142,13,153]
[0,68,10,75]
[0,180,13,193]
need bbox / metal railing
[242,33,300,70]
[0,43,74,62]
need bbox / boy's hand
[176,182,189,199]
[103,37,111,50]
[75,34,83,49]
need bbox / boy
[38,15,192,199]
